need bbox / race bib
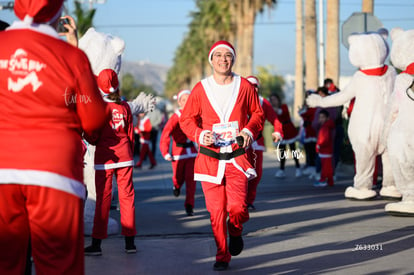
[212,121,239,147]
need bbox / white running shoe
[274,169,286,178]
[313,181,327,187]
[295,168,302,177]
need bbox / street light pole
[318,0,324,86]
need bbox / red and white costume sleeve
[160,109,197,160]
[298,106,317,143]
[278,104,299,145]
[316,119,334,157]
[179,75,264,184]
[252,96,283,151]
[0,23,108,199]
[94,101,134,170]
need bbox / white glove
[306,94,323,107]
[128,92,156,115]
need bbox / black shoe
[149,163,156,169]
[84,238,102,256]
[247,204,256,211]
[185,204,194,216]
[173,187,180,197]
[229,235,244,256]
[125,236,137,254]
[213,261,229,271]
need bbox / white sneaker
[274,169,286,178]
[314,181,327,187]
[302,167,313,175]
[295,168,302,177]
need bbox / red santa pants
[0,184,84,275]
[247,150,263,205]
[136,143,157,167]
[202,163,249,263]
[172,157,196,207]
[93,166,136,239]
[319,156,334,186]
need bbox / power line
[96,17,414,29]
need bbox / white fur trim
[94,160,134,170]
[0,169,86,199]
[208,45,236,66]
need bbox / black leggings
[279,142,300,170]
[304,141,316,167]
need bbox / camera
[57,18,70,33]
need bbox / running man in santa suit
[159,89,198,216]
[245,76,283,211]
[180,41,264,271]
[0,0,108,274]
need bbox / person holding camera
[180,41,264,271]
[0,1,108,274]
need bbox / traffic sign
[342,12,383,48]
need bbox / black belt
[176,141,194,148]
[199,146,245,160]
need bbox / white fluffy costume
[79,28,155,235]
[384,28,414,216]
[79,28,125,235]
[307,29,401,200]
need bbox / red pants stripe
[202,163,249,263]
[0,184,84,275]
[247,150,263,205]
[93,166,136,239]
[172,157,196,207]
[319,157,334,186]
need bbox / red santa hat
[176,89,191,101]
[14,0,63,24]
[208,40,236,66]
[246,76,260,88]
[97,69,119,96]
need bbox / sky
[1,0,414,77]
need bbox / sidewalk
[85,151,414,275]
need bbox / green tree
[165,0,278,97]
[255,65,285,100]
[73,0,96,37]
[120,73,157,100]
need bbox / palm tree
[231,0,277,77]
[304,0,318,90]
[293,0,304,122]
[362,0,374,13]
[73,0,96,37]
[325,0,339,86]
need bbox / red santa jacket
[180,75,264,184]
[159,109,197,160]
[316,119,335,157]
[92,101,134,170]
[252,96,283,151]
[277,104,298,143]
[137,115,152,144]
[0,24,108,199]
[298,106,317,142]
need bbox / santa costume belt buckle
[199,146,245,160]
